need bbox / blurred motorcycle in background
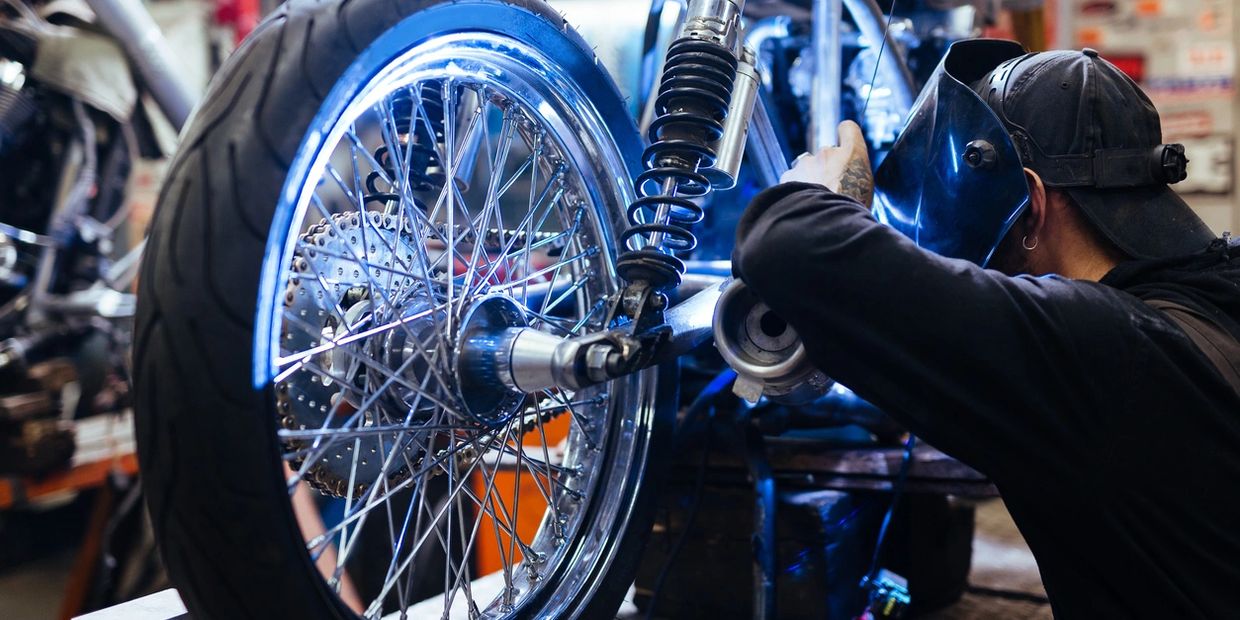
[0,0,197,473]
[0,0,195,610]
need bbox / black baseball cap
[972,45,1217,259]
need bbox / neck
[1048,228,1127,281]
[1044,199,1129,281]
[1058,251,1121,281]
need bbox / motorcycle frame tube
[85,0,196,131]
[811,0,921,151]
[744,89,790,187]
[810,0,844,151]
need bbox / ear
[1022,168,1048,238]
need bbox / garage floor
[0,548,75,620]
[922,499,1052,619]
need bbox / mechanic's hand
[781,120,874,207]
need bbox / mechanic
[733,39,1240,617]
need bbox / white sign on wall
[1071,0,1235,196]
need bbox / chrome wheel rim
[260,32,651,618]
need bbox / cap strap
[1021,141,1189,189]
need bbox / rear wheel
[133,1,671,617]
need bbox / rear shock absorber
[365,81,445,207]
[616,0,747,295]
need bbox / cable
[862,433,916,588]
[861,0,900,118]
[644,369,736,620]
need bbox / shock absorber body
[616,0,749,298]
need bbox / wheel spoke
[533,398,565,539]
[488,245,599,294]
[273,304,439,380]
[467,171,567,300]
[443,418,516,613]
[540,274,591,317]
[570,298,609,335]
[460,108,517,304]
[360,429,506,609]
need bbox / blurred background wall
[1049,0,1237,235]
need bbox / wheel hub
[453,294,529,427]
[369,286,441,417]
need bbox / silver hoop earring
[1022,235,1039,251]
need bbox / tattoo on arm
[836,158,874,207]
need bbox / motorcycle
[0,0,195,471]
[131,0,995,617]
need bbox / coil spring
[617,38,738,291]
[364,82,444,207]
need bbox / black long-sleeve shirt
[733,183,1240,618]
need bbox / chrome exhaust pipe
[712,279,832,404]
